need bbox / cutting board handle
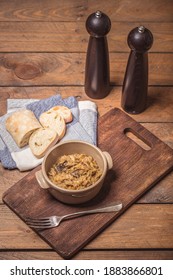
[124,127,152,151]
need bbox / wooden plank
[87,204,173,250]
[0,0,172,22]
[88,0,173,22]
[0,204,48,249]
[0,167,28,203]
[0,204,173,250]
[0,0,87,22]
[0,53,173,86]
[0,22,172,52]
[1,86,173,123]
[138,171,173,203]
[142,124,173,150]
[0,250,173,260]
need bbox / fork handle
[62,203,123,221]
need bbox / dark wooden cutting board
[3,108,173,259]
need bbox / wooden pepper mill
[121,26,153,114]
[85,11,111,99]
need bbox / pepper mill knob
[85,11,111,99]
[86,11,111,37]
[121,26,153,114]
[128,26,153,52]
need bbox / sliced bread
[29,128,59,159]
[39,111,66,139]
[48,106,73,123]
[5,109,41,148]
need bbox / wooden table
[0,0,173,260]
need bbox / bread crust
[48,106,73,123]
[29,127,59,158]
[39,110,66,139]
[5,110,41,148]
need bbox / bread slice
[29,128,59,159]
[5,109,41,148]
[39,111,66,139]
[48,106,73,123]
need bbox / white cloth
[0,95,98,171]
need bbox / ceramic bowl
[35,140,113,204]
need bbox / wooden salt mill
[85,11,111,99]
[121,26,153,114]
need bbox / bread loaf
[48,106,73,123]
[29,128,59,158]
[5,110,41,148]
[39,110,66,139]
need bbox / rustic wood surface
[0,0,173,260]
[0,22,173,52]
[3,109,173,259]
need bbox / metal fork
[25,203,123,229]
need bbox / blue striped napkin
[0,95,98,171]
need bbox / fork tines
[25,218,53,229]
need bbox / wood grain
[1,160,173,205]
[1,168,173,206]
[0,250,173,260]
[0,204,173,252]
[88,0,173,22]
[0,0,173,261]
[2,109,173,258]
[1,86,173,123]
[0,53,173,86]
[0,0,172,22]
[0,22,172,52]
[0,0,87,22]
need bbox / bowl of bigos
[36,140,113,204]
